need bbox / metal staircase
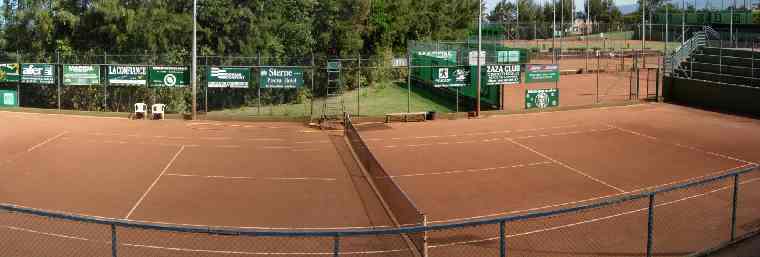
[664,30,708,76]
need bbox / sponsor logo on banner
[208,67,250,88]
[0,63,20,82]
[525,64,560,83]
[149,66,188,87]
[63,65,101,85]
[525,88,559,109]
[433,67,468,87]
[108,66,147,85]
[21,64,55,84]
[484,64,520,85]
[259,68,304,89]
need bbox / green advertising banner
[208,67,250,88]
[0,89,17,107]
[259,68,304,89]
[0,64,20,82]
[416,51,457,63]
[149,66,188,87]
[525,88,559,109]
[525,64,560,83]
[21,64,55,84]
[485,64,520,85]
[433,67,469,87]
[108,65,147,86]
[63,65,101,85]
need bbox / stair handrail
[665,32,706,75]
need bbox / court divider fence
[0,132,757,257]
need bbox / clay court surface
[1,103,760,256]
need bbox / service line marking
[432,163,756,224]
[124,145,186,219]
[27,131,69,153]
[506,137,626,193]
[165,173,338,182]
[608,124,757,165]
[389,161,553,178]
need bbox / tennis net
[343,113,427,257]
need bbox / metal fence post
[333,234,340,257]
[499,220,506,257]
[407,53,411,113]
[310,53,315,120]
[111,224,118,257]
[56,51,61,110]
[356,56,360,116]
[730,173,740,241]
[646,193,655,257]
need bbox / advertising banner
[21,64,55,84]
[525,88,560,109]
[259,68,304,89]
[149,66,188,87]
[63,65,101,85]
[0,63,20,82]
[208,67,250,88]
[108,65,147,86]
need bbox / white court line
[165,173,338,182]
[608,124,757,165]
[124,145,186,219]
[431,163,756,224]
[379,127,613,150]
[364,124,580,142]
[27,131,69,153]
[6,176,757,256]
[506,138,627,193]
[429,176,760,249]
[389,161,553,178]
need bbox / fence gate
[644,67,660,101]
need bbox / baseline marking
[165,173,338,182]
[506,138,626,193]
[124,145,186,219]
[27,131,69,153]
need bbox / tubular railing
[0,162,757,257]
[665,32,705,75]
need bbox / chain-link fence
[0,163,756,257]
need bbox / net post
[333,234,340,257]
[646,193,655,257]
[111,224,118,257]
[730,173,740,241]
[423,214,429,257]
[499,220,506,257]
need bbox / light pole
[477,0,482,117]
[192,0,198,120]
[682,0,685,45]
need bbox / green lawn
[211,82,455,118]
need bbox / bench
[385,112,427,123]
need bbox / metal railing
[0,161,757,257]
[665,32,705,75]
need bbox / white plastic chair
[134,103,147,120]
[151,104,167,120]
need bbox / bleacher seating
[674,46,760,87]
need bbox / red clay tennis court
[1,103,759,257]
